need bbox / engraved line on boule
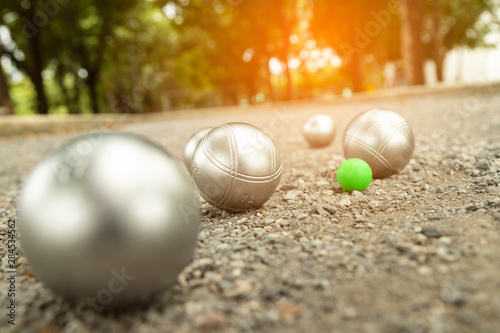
[373,120,413,167]
[199,191,222,208]
[199,136,227,200]
[375,116,414,146]
[369,128,398,174]
[343,109,373,155]
[218,124,238,209]
[346,135,397,175]
[373,111,414,145]
[398,123,414,145]
[200,145,282,182]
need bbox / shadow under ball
[18,132,200,309]
[191,122,282,212]
[302,114,335,148]
[183,127,212,171]
[343,108,415,179]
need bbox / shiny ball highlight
[343,108,415,179]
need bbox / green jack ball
[336,158,372,192]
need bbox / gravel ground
[1,84,500,333]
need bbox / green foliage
[0,0,498,114]
[9,77,36,115]
[422,0,498,50]
[1,0,141,114]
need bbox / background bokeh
[0,0,499,115]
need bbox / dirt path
[1,84,499,332]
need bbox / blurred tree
[1,0,139,114]
[233,0,300,101]
[171,0,300,102]
[310,0,401,92]
[100,3,174,113]
[1,0,498,115]
[275,0,298,100]
[50,0,140,114]
[422,0,498,81]
[312,0,497,87]
[0,45,13,114]
[1,1,50,114]
[401,0,425,85]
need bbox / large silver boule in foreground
[183,127,212,171]
[302,114,335,148]
[191,122,282,212]
[18,132,199,309]
[343,108,415,179]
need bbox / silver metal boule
[18,132,199,309]
[183,127,212,171]
[302,114,336,148]
[343,108,415,179]
[191,122,282,212]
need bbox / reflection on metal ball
[18,132,199,309]
[302,114,335,148]
[191,122,282,212]
[343,108,415,179]
[183,127,212,170]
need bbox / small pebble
[351,190,364,198]
[342,307,358,319]
[314,204,329,216]
[437,246,461,262]
[421,225,442,238]
[339,198,351,207]
[418,266,433,275]
[284,190,302,201]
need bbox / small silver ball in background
[18,132,199,309]
[302,114,336,148]
[343,108,415,179]
[183,127,212,171]
[191,122,282,212]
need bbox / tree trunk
[283,63,293,100]
[278,0,294,100]
[348,51,363,92]
[1,3,48,114]
[72,76,81,113]
[26,5,49,114]
[78,33,106,114]
[129,49,143,113]
[434,48,444,82]
[282,30,293,100]
[87,71,100,114]
[400,0,425,85]
[266,65,276,102]
[1,36,48,115]
[432,0,444,82]
[31,68,49,114]
[55,62,79,114]
[0,46,14,114]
